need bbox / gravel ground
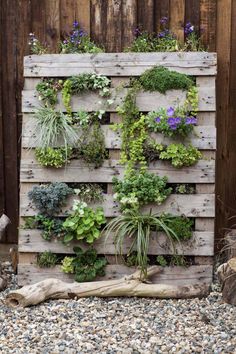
[1,262,236,354]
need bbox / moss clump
[138,66,194,93]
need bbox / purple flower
[167,117,176,126]
[170,125,177,130]
[73,21,79,28]
[185,116,197,125]
[63,40,68,44]
[134,28,141,36]
[175,117,181,124]
[160,16,168,25]
[155,117,161,123]
[184,22,194,35]
[167,107,175,117]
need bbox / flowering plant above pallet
[19,51,216,287]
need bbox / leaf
[63,233,74,243]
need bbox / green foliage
[77,121,107,168]
[184,86,199,116]
[159,215,193,241]
[143,140,164,163]
[156,255,168,267]
[62,74,110,114]
[138,66,194,94]
[35,147,72,168]
[104,210,186,279]
[61,247,107,282]
[159,143,202,168]
[22,216,38,229]
[113,171,172,211]
[36,79,63,107]
[174,184,195,194]
[170,255,188,267]
[33,107,79,149]
[63,201,106,244]
[126,252,149,267]
[35,215,65,241]
[74,183,104,203]
[28,182,73,216]
[37,251,58,268]
[60,21,103,54]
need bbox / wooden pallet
[19,52,217,287]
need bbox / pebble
[0,262,236,353]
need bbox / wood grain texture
[45,0,61,53]
[154,0,170,32]
[20,155,215,183]
[23,52,217,77]
[19,229,214,256]
[200,0,217,51]
[169,0,185,42]
[137,0,154,32]
[17,264,213,286]
[122,0,137,49]
[75,0,90,35]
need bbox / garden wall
[18,52,216,286]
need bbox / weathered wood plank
[17,264,213,286]
[22,87,216,112]
[20,155,215,183]
[20,193,215,217]
[169,0,185,43]
[21,118,216,150]
[195,218,214,232]
[23,53,217,77]
[19,229,214,256]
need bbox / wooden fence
[0,0,234,246]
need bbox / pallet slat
[22,119,216,150]
[19,229,214,256]
[17,264,213,286]
[24,52,217,77]
[20,158,215,183]
[20,193,215,217]
[22,87,216,112]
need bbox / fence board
[19,229,214,256]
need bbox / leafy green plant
[61,247,107,282]
[36,79,63,107]
[143,140,164,163]
[74,183,104,203]
[35,215,65,241]
[33,107,79,149]
[138,66,194,94]
[76,121,107,168]
[28,33,47,54]
[174,184,195,194]
[170,255,188,267]
[104,210,184,279]
[113,171,171,211]
[37,251,58,268]
[156,255,168,267]
[60,21,103,54]
[63,200,106,244]
[159,143,202,167]
[159,214,193,241]
[62,74,110,114]
[28,182,73,216]
[35,147,72,168]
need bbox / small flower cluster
[184,22,195,36]
[158,17,175,40]
[28,33,47,54]
[72,200,88,214]
[60,21,103,54]
[147,106,197,137]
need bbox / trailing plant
[74,183,104,203]
[33,107,79,149]
[35,147,72,168]
[147,106,197,137]
[37,251,58,268]
[61,247,107,282]
[143,139,164,163]
[159,214,193,241]
[62,74,110,114]
[138,66,194,94]
[159,143,202,167]
[63,200,106,244]
[60,21,103,54]
[28,182,73,216]
[76,121,107,168]
[36,79,63,107]
[156,255,168,267]
[113,170,172,211]
[104,210,185,279]
[28,33,47,54]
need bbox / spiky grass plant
[104,210,182,279]
[33,107,79,149]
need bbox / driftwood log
[6,266,210,308]
[0,214,11,291]
[217,257,236,305]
